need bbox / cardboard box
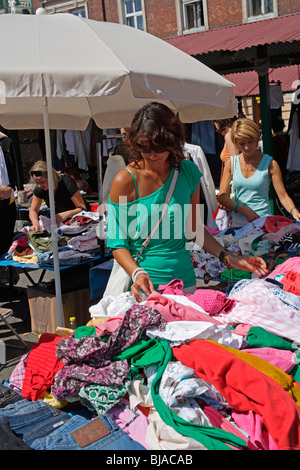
[27,287,100,335]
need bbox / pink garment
[95,316,124,336]
[234,324,252,336]
[107,399,151,450]
[158,279,185,295]
[224,279,300,343]
[187,289,235,315]
[266,256,300,279]
[9,351,30,392]
[264,216,293,233]
[263,223,300,243]
[8,237,29,253]
[145,291,222,324]
[198,400,256,451]
[205,225,221,236]
[231,410,278,450]
[243,347,296,373]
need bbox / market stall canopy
[226,65,300,97]
[165,12,300,75]
[0,13,237,131]
[166,12,300,156]
[0,13,237,328]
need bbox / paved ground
[0,266,227,385]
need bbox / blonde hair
[231,118,261,145]
[30,160,61,189]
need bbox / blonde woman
[218,118,300,227]
[29,161,87,231]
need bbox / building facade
[30,0,300,39]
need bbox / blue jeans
[0,399,71,447]
[31,414,146,450]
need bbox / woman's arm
[29,195,43,231]
[55,190,87,224]
[217,159,235,210]
[191,184,267,276]
[110,169,154,301]
[224,130,237,157]
[202,225,268,276]
[270,159,300,220]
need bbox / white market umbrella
[0,13,236,326]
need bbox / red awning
[225,65,300,96]
[165,13,300,57]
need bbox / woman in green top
[107,102,267,302]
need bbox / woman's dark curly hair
[127,102,186,170]
[213,116,237,133]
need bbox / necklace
[243,157,257,172]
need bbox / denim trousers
[0,384,26,408]
[31,413,146,450]
[0,399,71,447]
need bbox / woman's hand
[31,222,41,231]
[227,252,268,277]
[0,186,13,199]
[131,272,155,302]
[291,207,300,221]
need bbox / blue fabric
[232,154,272,226]
[31,414,146,450]
[0,399,71,447]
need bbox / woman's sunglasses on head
[31,171,47,177]
[135,143,165,154]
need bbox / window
[41,1,88,17]
[72,8,86,17]
[182,0,205,33]
[124,0,144,30]
[247,0,274,19]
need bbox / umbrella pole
[42,97,64,327]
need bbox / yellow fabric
[208,340,300,406]
[13,254,39,264]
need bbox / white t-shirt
[0,146,9,186]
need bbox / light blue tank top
[232,153,272,227]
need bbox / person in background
[213,117,238,228]
[218,118,300,227]
[29,160,87,231]
[103,139,132,204]
[271,115,289,179]
[64,167,93,194]
[107,103,268,302]
[213,117,238,184]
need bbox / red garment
[173,340,300,450]
[282,270,300,296]
[21,333,66,401]
[264,215,293,233]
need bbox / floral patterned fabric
[52,304,166,399]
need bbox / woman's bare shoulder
[109,167,137,202]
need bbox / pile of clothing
[4,211,101,267]
[191,215,300,282]
[3,252,300,451]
